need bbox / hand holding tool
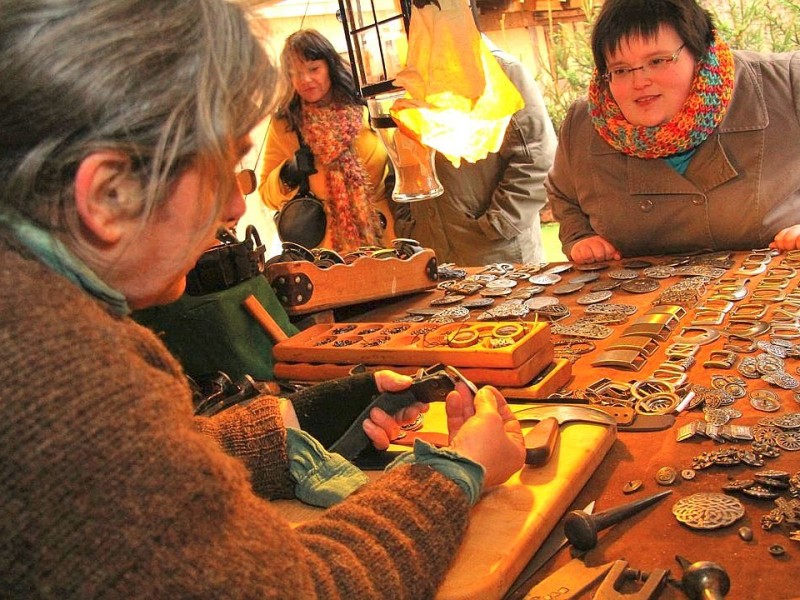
[328,365,461,460]
[563,490,672,551]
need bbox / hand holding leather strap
[328,370,456,461]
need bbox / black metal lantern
[337,0,444,202]
[336,0,412,98]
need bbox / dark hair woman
[259,29,394,252]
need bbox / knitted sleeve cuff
[386,439,485,506]
[287,373,380,448]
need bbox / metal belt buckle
[590,349,647,372]
[607,335,659,356]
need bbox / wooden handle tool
[523,417,560,466]
[242,294,289,343]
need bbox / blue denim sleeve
[285,427,369,507]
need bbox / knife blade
[503,500,596,600]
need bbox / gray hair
[0,0,277,234]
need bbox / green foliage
[535,0,800,129]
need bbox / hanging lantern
[337,0,444,202]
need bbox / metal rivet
[656,466,678,486]
[769,544,786,556]
[738,526,754,541]
[639,199,654,212]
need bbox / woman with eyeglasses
[546,0,800,264]
[0,1,527,597]
[259,29,396,252]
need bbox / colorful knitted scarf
[301,103,382,251]
[588,30,735,159]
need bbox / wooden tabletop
[281,251,800,600]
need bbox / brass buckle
[590,349,647,371]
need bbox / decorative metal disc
[479,287,513,297]
[772,413,800,429]
[486,278,518,289]
[462,297,495,309]
[569,271,601,284]
[576,290,614,305]
[585,303,638,315]
[672,493,745,530]
[643,265,677,279]
[552,281,585,295]
[775,431,800,451]
[430,294,464,306]
[573,262,609,271]
[607,268,640,280]
[655,466,678,485]
[543,262,574,275]
[524,296,560,310]
[622,480,643,494]
[588,280,621,292]
[750,393,781,413]
[530,273,562,285]
[434,306,470,319]
[621,259,655,269]
[621,277,661,294]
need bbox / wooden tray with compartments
[272,342,554,387]
[272,321,551,369]
[266,249,439,315]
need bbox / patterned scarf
[588,30,735,159]
[301,103,382,251]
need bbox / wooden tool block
[272,402,617,600]
[272,321,551,369]
[273,343,555,387]
[266,249,438,315]
[499,357,573,400]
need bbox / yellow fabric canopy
[391,0,524,167]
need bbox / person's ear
[74,152,142,245]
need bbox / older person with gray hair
[0,1,525,597]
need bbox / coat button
[692,196,706,206]
[639,199,654,212]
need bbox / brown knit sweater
[0,232,469,599]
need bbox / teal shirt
[1,215,129,315]
[664,148,698,175]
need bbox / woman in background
[546,0,800,264]
[259,29,395,252]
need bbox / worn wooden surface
[273,402,617,600]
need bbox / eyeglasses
[603,44,686,84]
[236,169,257,196]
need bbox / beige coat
[392,48,557,267]
[547,50,800,258]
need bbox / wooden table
[279,251,800,600]
[274,402,616,600]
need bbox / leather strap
[618,413,676,432]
